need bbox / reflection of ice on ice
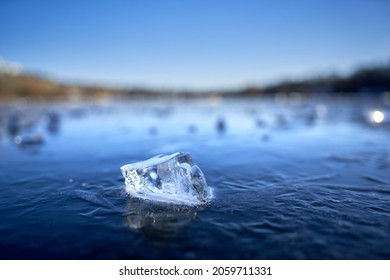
[126,201,198,239]
[121,152,212,206]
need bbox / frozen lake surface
[0,95,389,259]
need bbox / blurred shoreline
[1,63,389,103]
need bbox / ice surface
[121,152,212,205]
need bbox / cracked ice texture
[121,152,212,205]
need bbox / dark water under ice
[0,95,390,259]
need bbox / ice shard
[121,152,212,205]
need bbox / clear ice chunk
[121,152,212,206]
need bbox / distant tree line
[240,63,390,95]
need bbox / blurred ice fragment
[305,109,317,126]
[7,114,20,136]
[121,152,212,206]
[46,111,60,133]
[276,113,288,128]
[14,133,44,145]
[216,117,226,133]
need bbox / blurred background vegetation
[1,63,389,102]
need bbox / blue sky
[1,0,389,90]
